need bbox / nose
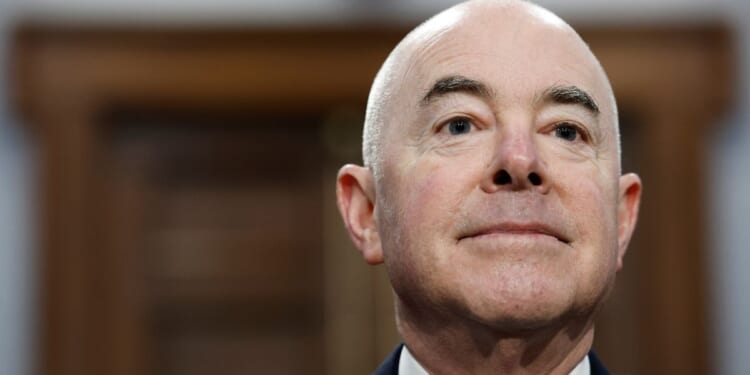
[480,129,549,194]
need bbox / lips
[458,222,571,245]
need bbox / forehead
[397,7,608,112]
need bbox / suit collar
[373,344,610,375]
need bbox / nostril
[528,172,542,186]
[494,170,512,185]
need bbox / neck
[396,299,595,375]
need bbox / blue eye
[554,124,580,141]
[447,118,472,135]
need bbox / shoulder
[373,344,404,375]
[372,345,610,375]
[588,351,611,375]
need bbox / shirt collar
[398,345,591,375]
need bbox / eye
[446,118,472,135]
[553,123,582,142]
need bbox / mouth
[458,222,571,245]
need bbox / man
[336,0,642,373]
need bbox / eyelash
[551,121,590,143]
[435,117,591,144]
[437,116,476,135]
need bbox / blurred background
[0,0,748,374]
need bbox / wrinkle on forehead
[399,9,466,87]
[392,0,600,111]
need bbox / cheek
[400,155,483,231]
[380,153,484,264]
[558,168,620,262]
[380,155,487,302]
[395,173,452,255]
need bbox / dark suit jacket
[374,344,610,375]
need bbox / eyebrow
[541,85,600,115]
[420,77,600,116]
[420,75,494,105]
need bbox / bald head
[337,3,643,367]
[338,2,642,368]
[363,0,618,179]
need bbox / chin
[447,270,593,333]
[462,295,577,333]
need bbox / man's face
[370,6,640,329]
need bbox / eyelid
[435,114,478,134]
[551,121,592,143]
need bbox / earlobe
[616,173,642,270]
[336,164,384,265]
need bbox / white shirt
[398,345,591,375]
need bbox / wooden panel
[105,114,325,375]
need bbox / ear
[336,164,383,265]
[616,173,642,271]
